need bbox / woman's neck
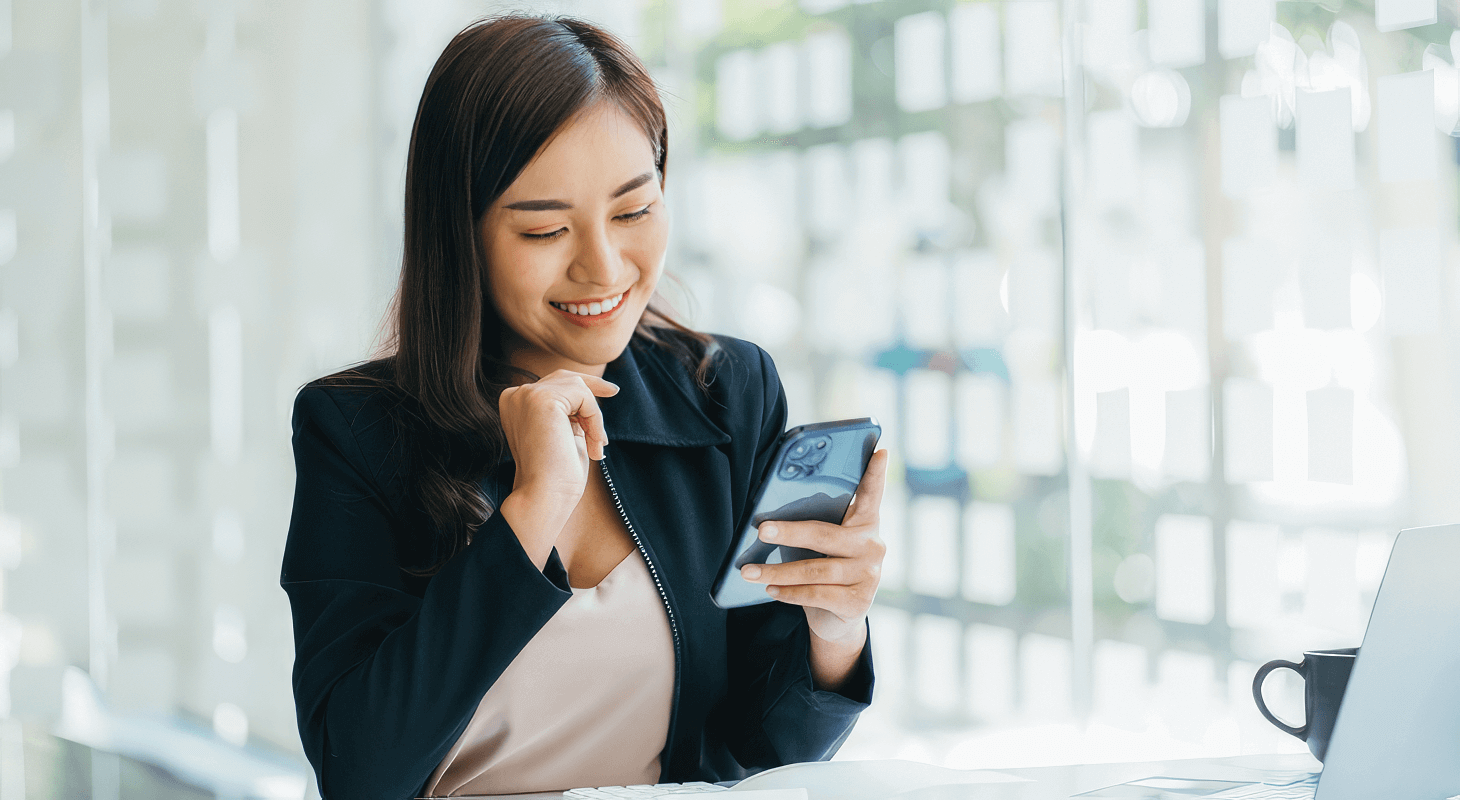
[502,340,607,380]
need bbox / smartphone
[710,417,881,609]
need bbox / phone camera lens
[815,439,827,449]
[789,441,811,459]
[779,463,801,480]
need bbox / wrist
[808,618,868,693]
[510,477,584,505]
[508,486,582,511]
[499,491,574,570]
[810,617,868,652]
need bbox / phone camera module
[799,437,831,466]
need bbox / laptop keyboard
[563,782,728,798]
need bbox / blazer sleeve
[719,344,875,770]
[281,386,573,800]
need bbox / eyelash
[522,205,653,241]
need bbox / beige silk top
[422,548,676,797]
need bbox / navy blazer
[281,332,874,800]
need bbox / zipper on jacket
[599,453,684,770]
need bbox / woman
[281,14,889,799]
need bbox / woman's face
[481,102,668,378]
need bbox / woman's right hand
[496,370,619,566]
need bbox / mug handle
[1252,659,1309,739]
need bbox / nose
[567,220,632,288]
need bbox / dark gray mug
[1252,647,1357,762]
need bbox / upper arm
[282,384,580,799]
[747,341,789,493]
[283,384,409,596]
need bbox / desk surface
[453,753,1321,799]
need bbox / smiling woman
[326,14,711,574]
[482,103,670,369]
[279,12,882,800]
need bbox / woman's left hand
[740,448,890,645]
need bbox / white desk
[452,753,1321,799]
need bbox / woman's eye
[520,205,651,241]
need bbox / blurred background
[5,0,1460,796]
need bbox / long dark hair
[320,14,714,574]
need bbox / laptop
[1085,523,1460,799]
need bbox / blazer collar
[599,338,732,448]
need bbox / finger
[758,519,867,559]
[569,414,604,461]
[572,415,604,461]
[843,449,890,526]
[582,374,620,398]
[562,379,611,460]
[742,557,868,587]
[763,583,860,618]
[549,369,621,398]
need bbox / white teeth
[552,291,624,316]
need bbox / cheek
[630,219,670,279]
[488,239,556,303]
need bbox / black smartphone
[710,417,881,609]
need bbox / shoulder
[630,329,785,453]
[707,333,779,387]
[294,360,406,432]
[291,359,412,499]
[705,334,784,425]
[634,328,781,403]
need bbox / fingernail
[742,565,761,580]
[760,524,778,541]
[766,585,780,597]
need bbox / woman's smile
[548,287,630,327]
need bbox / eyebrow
[502,172,655,211]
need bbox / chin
[564,327,638,367]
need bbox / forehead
[501,103,658,200]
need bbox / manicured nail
[760,524,778,541]
[742,565,761,580]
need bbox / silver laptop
[1304,523,1460,800]
[1084,524,1460,800]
